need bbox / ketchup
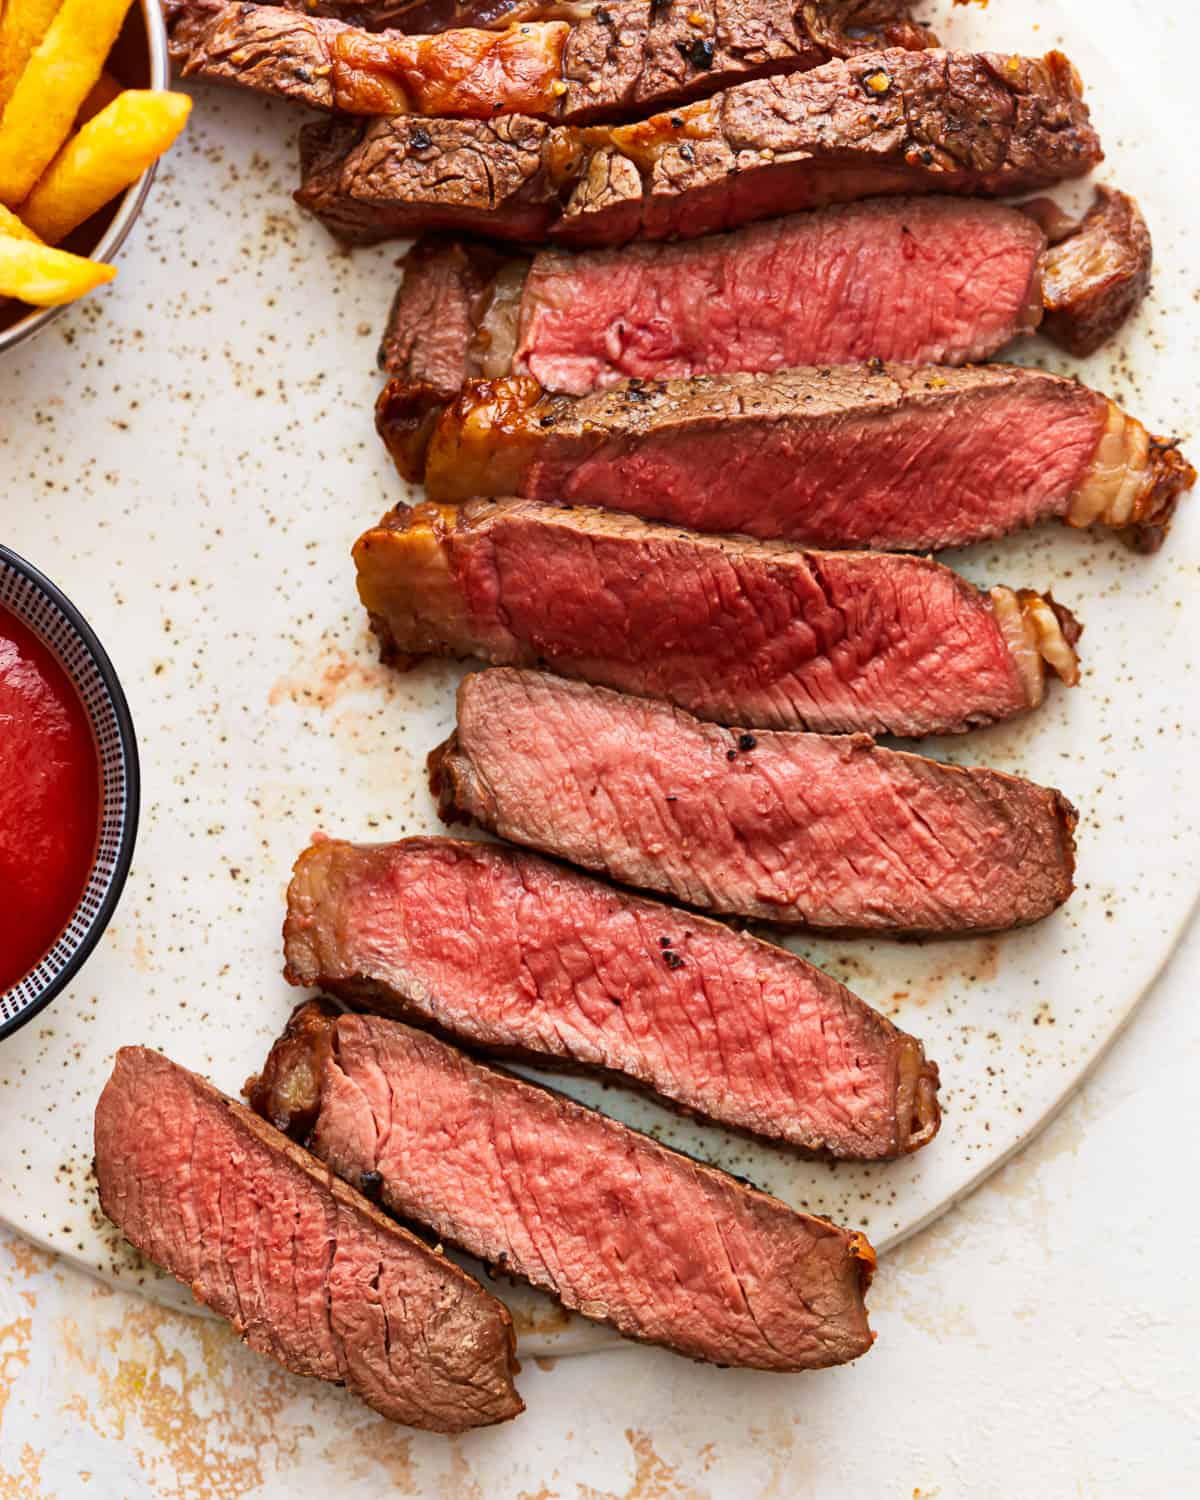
[0,603,100,993]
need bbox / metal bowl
[0,547,140,1042]
[0,0,169,356]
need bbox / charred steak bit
[354,498,1081,738]
[1034,186,1154,358]
[94,1047,523,1432]
[250,1005,878,1370]
[169,1,935,123]
[296,48,1101,245]
[413,365,1194,552]
[281,837,941,1158]
[429,670,1079,935]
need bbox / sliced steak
[297,48,1101,245]
[250,1005,878,1370]
[371,199,1045,464]
[283,837,941,1158]
[412,365,1194,552]
[354,499,1081,738]
[295,114,582,243]
[269,0,930,46]
[94,1047,522,1432]
[170,1,934,124]
[168,3,574,119]
[430,670,1079,935]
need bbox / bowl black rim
[0,544,141,1043]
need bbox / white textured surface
[0,0,1197,1492]
[0,0,1197,1351]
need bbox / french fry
[0,0,135,207]
[24,91,193,244]
[0,202,42,244]
[0,233,115,305]
[0,0,65,117]
[77,69,124,127]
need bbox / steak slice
[283,837,941,1158]
[274,0,545,29]
[169,1,934,124]
[296,114,581,243]
[249,1005,878,1370]
[296,48,1101,245]
[430,670,1079,935]
[412,365,1194,553]
[354,499,1081,738]
[168,3,574,119]
[94,1047,523,1432]
[269,0,931,46]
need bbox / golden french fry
[0,202,42,244]
[0,233,115,305]
[0,0,135,208]
[0,0,65,117]
[24,91,192,244]
[77,69,124,127]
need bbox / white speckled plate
[0,0,1196,1358]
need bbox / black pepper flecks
[664,950,685,970]
[677,38,715,70]
[738,733,757,752]
[359,1170,383,1201]
[410,127,432,150]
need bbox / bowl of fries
[0,0,190,354]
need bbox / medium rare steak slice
[283,837,941,1158]
[430,671,1079,935]
[297,48,1101,245]
[94,1047,523,1432]
[354,499,1081,738]
[250,1005,878,1370]
[410,365,1195,553]
[169,1,934,124]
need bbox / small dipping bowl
[0,547,139,1041]
[0,0,170,355]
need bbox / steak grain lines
[354,499,1081,738]
[94,1048,523,1432]
[429,671,1079,936]
[250,1006,879,1371]
[403,365,1194,553]
[283,837,941,1159]
[169,0,935,124]
[296,47,1101,244]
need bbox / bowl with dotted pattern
[0,546,139,1041]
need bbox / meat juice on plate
[0,604,100,992]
